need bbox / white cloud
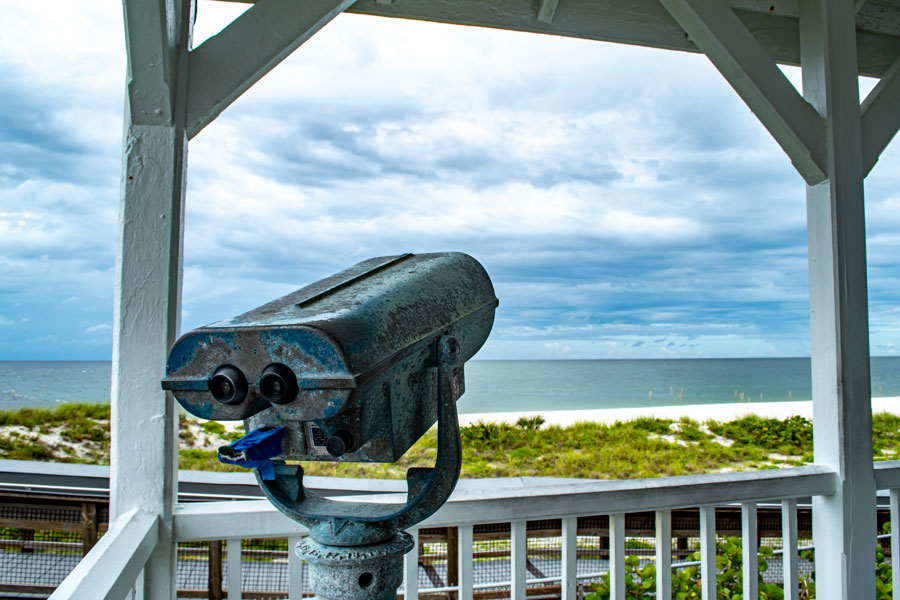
[85,324,111,335]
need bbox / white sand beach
[458,396,900,427]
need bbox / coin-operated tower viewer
[163,252,498,600]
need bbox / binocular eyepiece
[210,363,300,406]
[209,365,248,405]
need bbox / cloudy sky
[1,0,899,361]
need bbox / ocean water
[3,357,900,414]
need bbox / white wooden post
[609,513,625,600]
[227,538,242,600]
[403,528,419,600]
[699,507,716,600]
[741,502,757,600]
[510,520,527,600]
[561,517,578,600]
[288,535,304,600]
[782,499,799,600]
[799,2,877,598]
[113,0,193,598]
[655,510,672,600]
[458,524,474,600]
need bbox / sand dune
[458,396,900,427]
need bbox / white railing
[49,509,159,600]
[50,462,900,599]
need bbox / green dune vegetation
[1,403,900,480]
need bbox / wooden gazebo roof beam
[215,0,900,77]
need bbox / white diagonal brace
[537,0,560,24]
[123,0,176,125]
[186,0,358,138]
[658,0,827,185]
[861,53,900,175]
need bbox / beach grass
[0,403,897,479]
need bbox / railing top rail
[174,466,837,540]
[874,460,900,489]
[49,509,158,600]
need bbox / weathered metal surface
[296,532,413,600]
[163,252,497,463]
[256,335,464,546]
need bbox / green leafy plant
[585,536,784,600]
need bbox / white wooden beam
[122,0,175,126]
[114,0,194,598]
[211,0,900,78]
[537,0,560,24]
[658,0,827,185]
[861,53,900,175]
[49,510,159,600]
[800,1,877,598]
[186,0,358,138]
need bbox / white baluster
[742,502,758,600]
[656,510,672,600]
[403,528,419,600]
[511,521,527,600]
[288,536,303,600]
[610,514,625,600]
[782,498,799,600]
[892,490,900,600]
[459,524,474,600]
[227,538,242,600]
[562,517,578,600]
[700,506,716,600]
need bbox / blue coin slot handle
[218,426,285,480]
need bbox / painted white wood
[741,503,758,600]
[458,524,474,600]
[781,498,799,600]
[537,0,560,24]
[122,0,175,126]
[655,510,672,600]
[227,538,242,600]
[288,535,303,600]
[49,510,158,600]
[861,53,900,175]
[700,507,716,600]
[403,528,419,600]
[186,0,358,138]
[658,0,826,185]
[800,1,877,598]
[609,513,625,600]
[510,520,527,600]
[561,517,578,600]
[338,0,900,77]
[115,0,194,598]
[874,461,900,489]
[174,468,836,541]
[891,490,900,600]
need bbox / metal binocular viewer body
[163,252,497,599]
